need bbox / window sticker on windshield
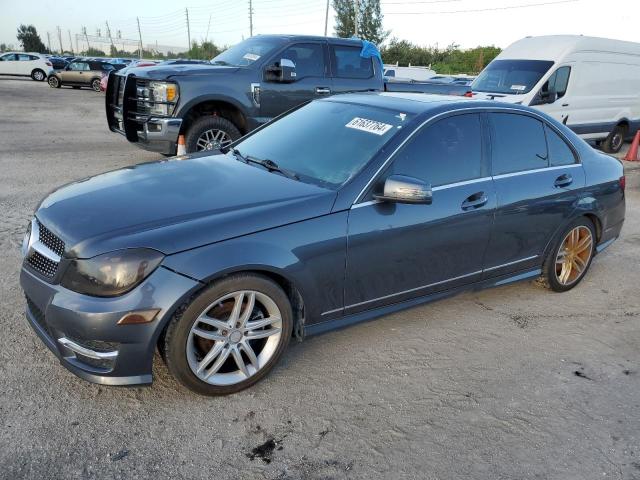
[243,53,260,61]
[511,85,527,91]
[346,117,393,135]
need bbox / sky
[0,0,638,54]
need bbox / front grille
[37,221,65,257]
[27,251,58,277]
[26,296,49,335]
[134,78,151,117]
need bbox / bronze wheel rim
[555,226,593,286]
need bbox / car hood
[36,153,336,258]
[129,64,241,80]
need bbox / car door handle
[562,103,569,107]
[554,174,573,188]
[461,192,488,210]
[316,87,331,94]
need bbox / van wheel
[601,125,626,153]
[185,116,241,153]
[31,69,46,81]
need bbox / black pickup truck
[106,35,470,155]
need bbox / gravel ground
[0,77,639,480]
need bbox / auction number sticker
[510,85,527,91]
[243,53,261,61]
[346,117,393,135]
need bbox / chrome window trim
[492,163,582,180]
[352,106,581,206]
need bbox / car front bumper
[20,265,200,386]
[134,117,182,156]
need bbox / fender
[176,93,251,121]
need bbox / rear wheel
[91,78,101,92]
[185,116,241,153]
[601,125,626,153]
[31,69,46,81]
[163,273,293,395]
[47,76,60,88]
[540,218,596,292]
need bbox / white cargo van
[383,64,436,82]
[471,35,640,153]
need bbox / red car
[99,61,158,92]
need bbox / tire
[163,273,293,395]
[601,125,627,153]
[184,116,241,153]
[540,217,596,292]
[31,69,46,81]
[91,78,101,92]
[47,76,60,88]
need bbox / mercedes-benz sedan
[20,93,625,395]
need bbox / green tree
[0,43,7,52]
[16,24,47,53]
[333,0,388,44]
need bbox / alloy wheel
[34,71,44,81]
[555,225,593,286]
[186,290,283,386]
[611,132,623,151]
[195,129,232,151]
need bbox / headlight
[61,248,164,297]
[149,81,178,115]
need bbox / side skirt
[304,268,541,337]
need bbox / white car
[472,35,640,153]
[0,52,55,81]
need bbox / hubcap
[186,290,282,386]
[35,71,43,80]
[196,128,232,151]
[612,133,623,150]
[555,225,593,286]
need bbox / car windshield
[233,100,414,188]
[210,37,284,67]
[472,59,554,95]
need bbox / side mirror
[374,175,432,205]
[532,89,557,106]
[264,58,297,83]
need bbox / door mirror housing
[531,89,557,106]
[264,58,297,83]
[374,175,432,205]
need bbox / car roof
[253,34,363,46]
[321,91,539,117]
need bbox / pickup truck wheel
[186,116,241,153]
[601,125,626,153]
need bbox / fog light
[117,309,160,325]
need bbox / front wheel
[601,125,626,153]
[540,218,596,292]
[163,273,293,395]
[91,78,101,92]
[47,76,61,88]
[184,116,241,153]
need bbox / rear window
[490,113,548,175]
[546,125,576,166]
[331,45,373,79]
[473,60,554,95]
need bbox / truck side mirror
[264,59,297,83]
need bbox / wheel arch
[178,96,248,137]
[542,211,604,261]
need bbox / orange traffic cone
[624,130,639,162]
[177,135,187,156]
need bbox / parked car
[471,35,640,153]
[157,59,210,65]
[383,64,436,81]
[0,52,54,81]
[46,56,69,70]
[107,35,470,155]
[48,60,116,91]
[21,93,625,395]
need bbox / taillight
[619,176,626,191]
[464,91,473,98]
[45,61,52,66]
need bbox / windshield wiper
[229,147,247,162]
[211,60,232,66]
[245,156,299,180]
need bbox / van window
[545,125,576,166]
[331,45,373,79]
[544,66,571,98]
[472,59,554,95]
[389,114,484,187]
[490,113,548,175]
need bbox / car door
[482,112,585,278]
[259,42,331,120]
[344,113,496,315]
[0,53,17,74]
[534,65,572,125]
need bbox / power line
[384,0,579,14]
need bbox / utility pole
[57,26,63,54]
[324,0,330,36]
[82,26,90,52]
[354,0,359,37]
[68,30,74,55]
[249,0,253,37]
[136,17,143,59]
[46,32,51,53]
[185,8,191,52]
[205,13,212,43]
[105,21,115,53]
